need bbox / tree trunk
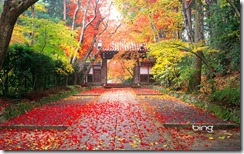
[81,61,93,84]
[70,0,112,85]
[187,0,204,93]
[70,0,80,64]
[180,0,194,42]
[187,51,204,93]
[0,0,39,70]
[3,70,9,97]
[32,73,38,91]
[74,16,107,84]
[73,71,77,85]
[149,21,158,42]
[70,0,98,64]
[227,0,240,17]
[194,0,204,42]
[65,75,69,86]
[30,5,35,45]
[63,0,67,20]
[71,0,80,31]
[72,40,97,85]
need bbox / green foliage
[16,15,78,60]
[149,39,220,91]
[41,0,65,20]
[172,56,194,89]
[205,102,240,125]
[148,40,192,88]
[207,2,240,73]
[210,85,240,107]
[11,13,77,85]
[23,0,66,22]
[0,43,74,97]
[13,2,78,70]
[0,0,3,14]
[55,59,74,76]
[5,43,55,93]
[122,77,134,84]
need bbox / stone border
[163,123,239,129]
[0,125,69,130]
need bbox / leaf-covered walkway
[0,87,240,150]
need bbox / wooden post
[101,56,107,84]
[134,61,140,84]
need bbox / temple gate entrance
[86,43,155,86]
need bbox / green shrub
[210,85,240,106]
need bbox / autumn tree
[114,0,182,43]
[67,0,122,84]
[10,2,79,61]
[107,58,135,83]
[9,2,79,88]
[186,0,205,93]
[113,0,183,84]
[0,0,39,70]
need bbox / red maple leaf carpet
[0,88,240,150]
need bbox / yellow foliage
[11,24,30,44]
[148,39,188,77]
[56,60,74,75]
[34,3,47,12]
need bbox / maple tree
[12,16,79,59]
[10,3,78,82]
[114,0,182,43]
[106,0,184,84]
[111,0,240,94]
[107,59,135,83]
[148,40,188,88]
[66,0,123,84]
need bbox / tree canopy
[0,0,241,96]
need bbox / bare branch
[180,0,194,42]
[185,0,195,10]
[72,0,81,30]
[99,22,108,35]
[78,0,99,45]
[109,23,122,37]
[85,0,99,28]
[227,0,240,17]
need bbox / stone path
[0,87,241,150]
[57,89,175,150]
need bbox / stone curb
[163,123,239,129]
[0,125,69,130]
